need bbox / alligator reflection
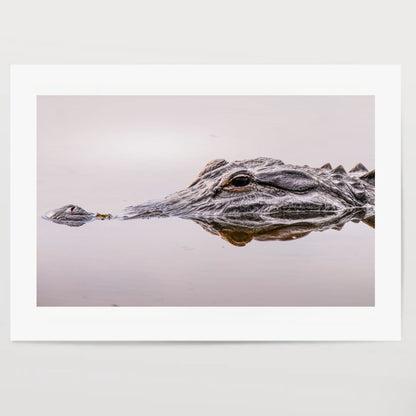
[192,210,374,246]
[45,207,374,247]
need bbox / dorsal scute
[349,163,368,173]
[360,169,375,185]
[320,163,332,170]
[331,165,347,175]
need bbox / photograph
[3,2,411,414]
[37,95,375,307]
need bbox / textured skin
[45,157,375,242]
[123,157,374,219]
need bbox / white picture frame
[10,65,401,341]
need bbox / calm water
[37,95,375,306]
[37,215,374,306]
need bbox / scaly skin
[44,157,375,243]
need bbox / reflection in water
[193,210,375,246]
[44,205,374,247]
[38,212,375,306]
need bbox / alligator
[44,157,375,245]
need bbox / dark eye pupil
[230,176,250,187]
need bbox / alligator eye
[229,176,251,187]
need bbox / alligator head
[45,157,375,243]
[125,157,374,218]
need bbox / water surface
[37,95,374,306]
[37,215,374,306]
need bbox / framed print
[10,65,401,340]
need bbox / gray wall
[0,1,413,415]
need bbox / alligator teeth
[349,163,369,173]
